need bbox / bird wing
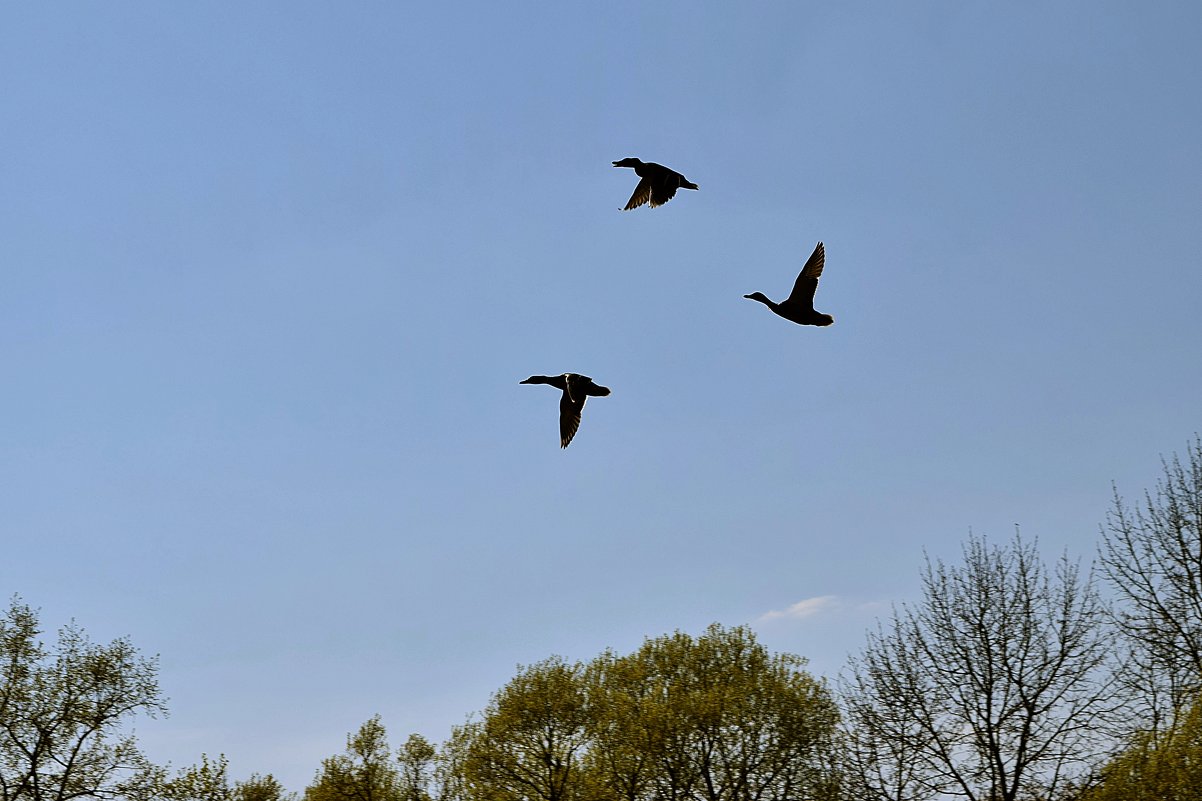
[786,242,826,308]
[648,175,679,208]
[559,392,586,448]
[521,374,568,390]
[624,177,653,210]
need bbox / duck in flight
[612,158,698,210]
[520,373,611,448]
[743,242,834,327]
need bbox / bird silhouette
[612,158,698,210]
[743,242,834,327]
[519,373,611,448]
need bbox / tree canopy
[1082,694,1202,801]
[304,717,401,801]
[449,625,841,801]
[0,597,165,801]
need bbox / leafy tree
[458,657,591,801]
[235,773,294,801]
[158,755,234,801]
[586,624,841,801]
[1080,695,1202,801]
[304,717,400,801]
[433,724,474,801]
[0,597,165,801]
[156,754,295,801]
[580,652,660,801]
[397,734,435,801]
[1100,436,1202,722]
[842,534,1119,801]
[448,627,841,801]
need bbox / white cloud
[759,595,839,622]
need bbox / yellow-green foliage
[451,625,842,801]
[1084,699,1202,801]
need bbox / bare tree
[1099,436,1202,723]
[841,534,1119,801]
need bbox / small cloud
[759,595,839,622]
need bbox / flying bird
[612,158,698,210]
[743,242,834,327]
[519,373,611,448]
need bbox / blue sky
[3,1,1201,790]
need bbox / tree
[158,755,234,801]
[442,629,841,801]
[579,651,660,801]
[1080,694,1202,801]
[458,657,591,801]
[1099,436,1202,722]
[842,534,1119,801]
[397,735,435,801]
[235,773,293,801]
[154,754,295,801]
[586,624,842,801]
[304,717,400,801]
[0,597,165,801]
[433,723,474,801]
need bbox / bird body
[744,242,834,327]
[520,373,611,448]
[612,157,698,210]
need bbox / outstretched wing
[520,374,568,390]
[648,174,680,207]
[624,177,653,210]
[786,242,826,309]
[559,393,586,448]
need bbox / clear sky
[2,0,1200,791]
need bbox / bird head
[612,158,641,168]
[815,313,835,326]
[743,292,771,304]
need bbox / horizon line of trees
[4,436,1201,801]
